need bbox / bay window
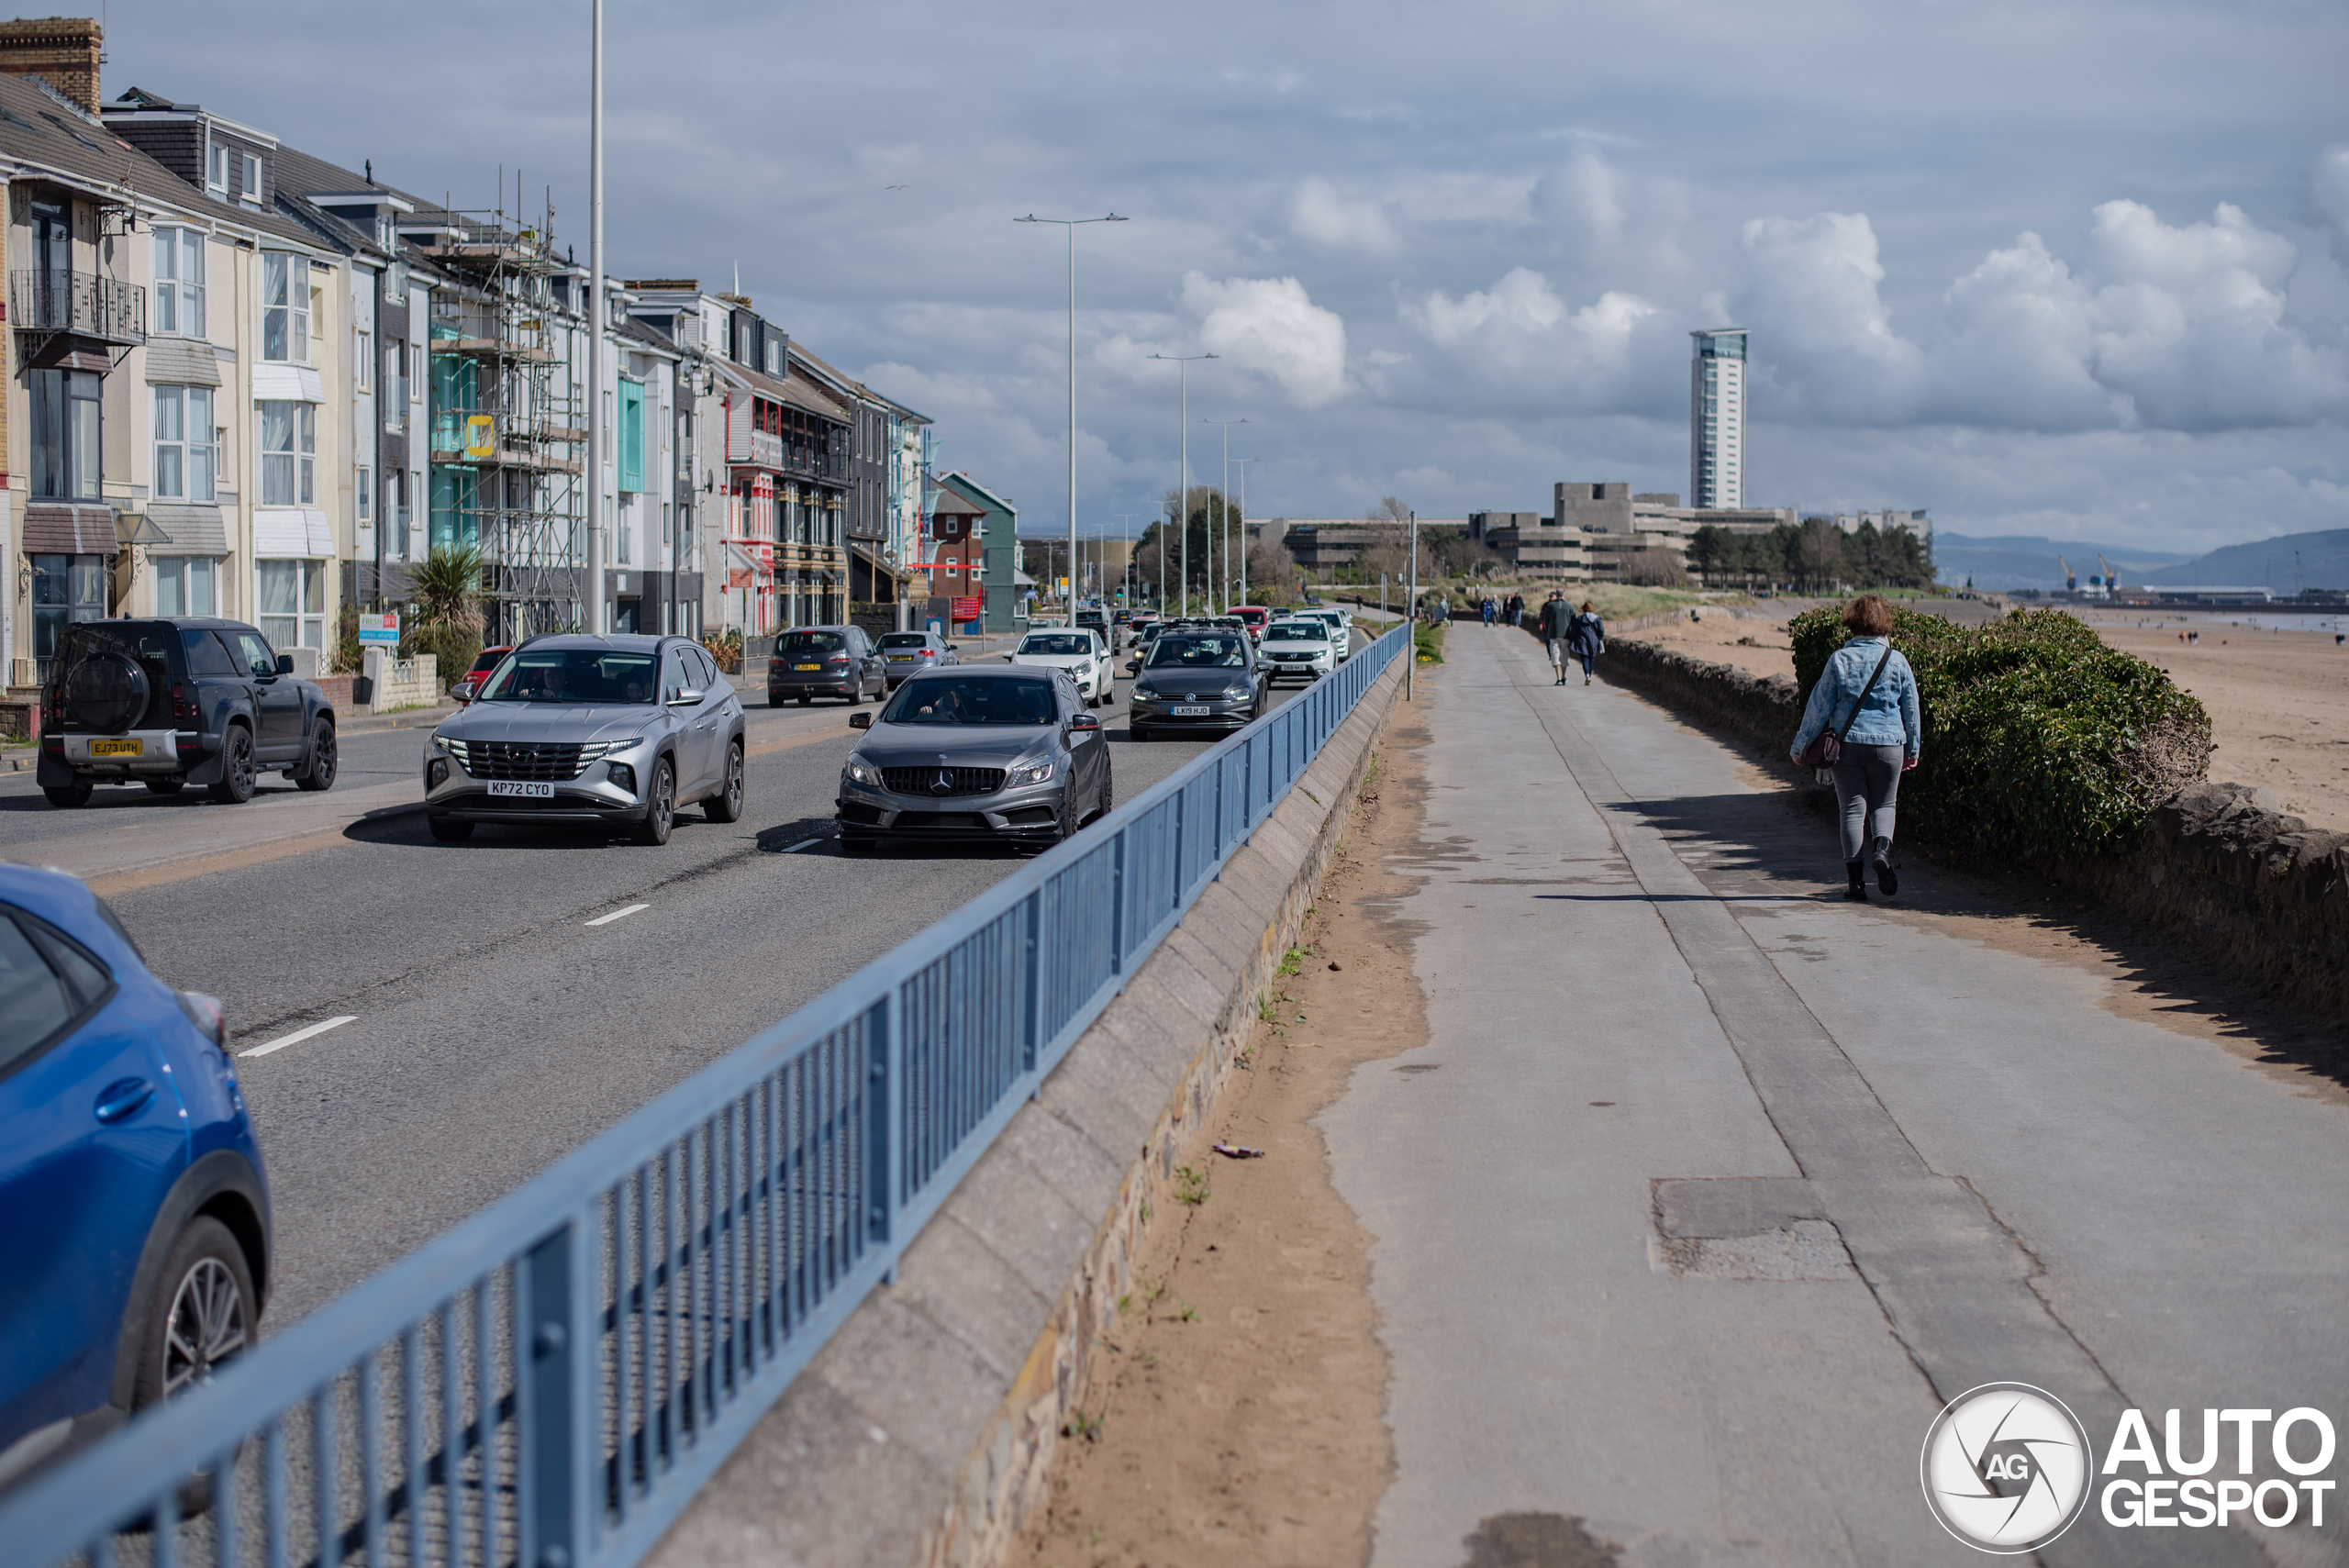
[260,400,316,506]
[258,560,326,651]
[152,228,206,337]
[29,369,102,500]
[152,386,217,502]
[154,556,218,617]
[262,253,308,361]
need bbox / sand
[1621,606,2349,832]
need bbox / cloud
[1180,272,1352,407]
[1735,212,1925,423]
[1397,268,1667,416]
[1289,178,1397,253]
[2318,148,2349,265]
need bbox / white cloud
[2318,147,2349,264]
[1736,212,1924,423]
[1180,272,1353,407]
[1289,178,1397,253]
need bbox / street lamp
[1231,457,1256,607]
[1149,351,1216,615]
[1016,213,1127,628]
[1116,512,1140,612]
[1200,417,1247,614]
[584,0,606,635]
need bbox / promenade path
[1323,623,2346,1566]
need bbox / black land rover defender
[37,618,339,808]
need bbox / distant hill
[2131,528,2349,590]
[1932,533,2193,592]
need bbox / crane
[2097,553,2117,597]
[2057,554,2077,592]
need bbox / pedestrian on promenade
[1537,591,1571,683]
[1481,595,1497,628]
[1507,593,1524,628]
[1787,594,1921,902]
[1565,600,1605,685]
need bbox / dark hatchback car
[875,629,962,689]
[768,627,886,706]
[1126,630,1270,741]
[835,668,1110,851]
[0,863,268,1494]
[38,618,338,808]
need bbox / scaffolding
[415,195,587,645]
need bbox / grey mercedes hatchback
[423,634,746,845]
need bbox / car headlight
[1011,760,1055,785]
[843,757,881,786]
[604,734,649,755]
[1223,684,1255,701]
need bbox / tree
[1364,495,1411,524]
[409,543,482,629]
[1795,517,1847,590]
[1622,547,1689,587]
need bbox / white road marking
[784,837,825,853]
[241,1016,358,1059]
[585,903,650,927]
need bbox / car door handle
[94,1076,157,1125]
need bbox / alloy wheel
[161,1258,249,1397]
[211,727,257,804]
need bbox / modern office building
[1689,328,1747,509]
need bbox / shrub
[702,627,744,673]
[400,617,482,691]
[1789,606,2210,861]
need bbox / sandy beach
[1623,604,2349,831]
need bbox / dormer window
[763,338,782,377]
[207,142,228,196]
[241,152,262,206]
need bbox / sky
[101,0,2349,554]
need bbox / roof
[728,358,848,425]
[939,472,1016,517]
[931,490,985,518]
[73,84,368,255]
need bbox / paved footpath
[1323,625,2346,1566]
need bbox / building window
[356,464,372,522]
[355,328,372,391]
[395,470,413,558]
[241,152,262,206]
[154,555,218,617]
[763,338,782,377]
[29,369,102,500]
[152,386,217,502]
[30,554,107,672]
[262,254,308,361]
[257,560,326,651]
[152,228,206,338]
[260,400,316,506]
[618,376,644,492]
[207,142,228,196]
[385,340,409,431]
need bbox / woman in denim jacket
[1788,595,1921,901]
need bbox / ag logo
[1920,1383,2093,1553]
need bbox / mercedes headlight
[1011,760,1055,785]
[843,757,881,786]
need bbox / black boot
[1843,860,1868,901]
[1869,835,1898,895]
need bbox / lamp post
[1116,512,1140,612]
[1407,509,1419,701]
[1148,351,1216,615]
[1230,456,1256,608]
[584,0,605,635]
[1199,417,1246,614]
[1016,213,1127,628]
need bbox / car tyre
[208,726,258,805]
[706,740,745,822]
[797,695,812,707]
[768,693,785,708]
[44,782,93,808]
[133,1216,257,1411]
[144,777,186,795]
[295,718,338,792]
[635,755,675,845]
[429,816,474,842]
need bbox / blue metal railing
[2,624,1407,1568]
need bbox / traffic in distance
[0,596,1378,1496]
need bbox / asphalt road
[13,647,1364,1329]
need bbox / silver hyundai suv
[423,634,746,845]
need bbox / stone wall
[1559,625,2349,1024]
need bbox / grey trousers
[1832,744,1905,861]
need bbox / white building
[1689,328,1747,510]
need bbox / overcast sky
[104,0,2349,551]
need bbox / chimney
[0,15,102,116]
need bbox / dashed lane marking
[241,1016,358,1059]
[584,903,650,927]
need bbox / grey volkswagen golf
[423,634,746,845]
[833,667,1109,851]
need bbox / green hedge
[1789,606,2210,860]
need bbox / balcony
[9,270,145,347]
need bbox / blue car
[0,865,269,1493]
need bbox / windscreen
[1267,622,1326,641]
[469,649,507,673]
[1147,636,1248,669]
[1019,633,1091,656]
[478,649,660,705]
[882,677,1056,726]
[879,632,931,650]
[775,631,847,656]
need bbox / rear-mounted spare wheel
[65,651,150,734]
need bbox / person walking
[1481,595,1497,628]
[1787,594,1921,901]
[1507,593,1524,628]
[1538,590,1571,684]
[1565,600,1605,684]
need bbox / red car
[452,645,514,704]
[1231,606,1272,640]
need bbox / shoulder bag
[1796,643,1894,774]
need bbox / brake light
[42,685,61,729]
[171,682,198,724]
[920,649,937,659]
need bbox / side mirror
[850,712,873,729]
[1070,712,1100,732]
[669,688,703,706]
[275,653,295,675]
